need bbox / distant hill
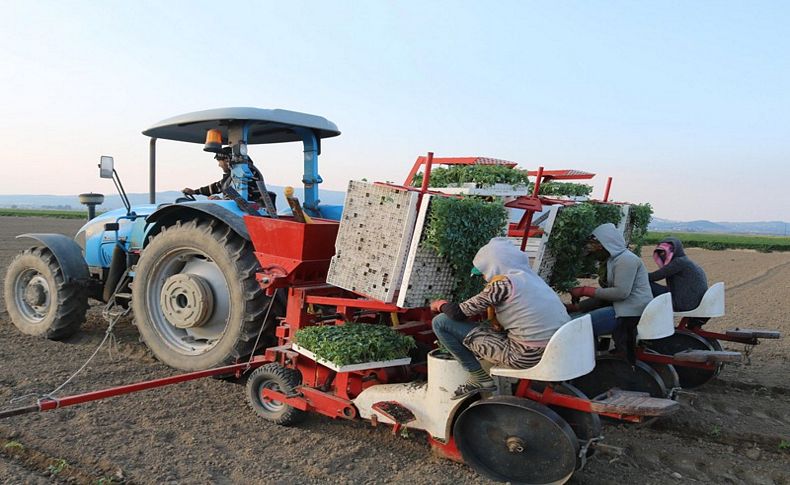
[649,217,790,236]
[0,186,348,212]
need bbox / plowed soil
[0,216,788,484]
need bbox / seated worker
[183,149,273,205]
[431,237,571,400]
[566,223,652,363]
[649,237,708,316]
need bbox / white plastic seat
[673,282,725,318]
[490,315,595,382]
[636,293,675,341]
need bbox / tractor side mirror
[99,156,114,179]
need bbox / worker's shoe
[451,379,497,400]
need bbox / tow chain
[9,271,132,408]
[245,288,279,371]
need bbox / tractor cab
[142,107,341,217]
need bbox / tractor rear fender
[16,234,90,284]
[143,203,250,245]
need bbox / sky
[0,1,788,222]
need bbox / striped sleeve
[457,278,512,317]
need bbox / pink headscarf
[653,242,674,268]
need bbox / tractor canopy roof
[142,107,341,144]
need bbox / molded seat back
[636,293,675,341]
[674,282,725,318]
[490,315,595,382]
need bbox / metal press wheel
[3,247,87,340]
[132,219,281,371]
[570,355,668,399]
[643,331,720,389]
[528,382,602,470]
[642,348,681,392]
[454,396,578,485]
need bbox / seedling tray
[292,343,411,372]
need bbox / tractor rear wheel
[132,219,280,371]
[4,247,88,340]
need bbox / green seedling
[779,439,790,452]
[423,196,508,300]
[48,458,68,475]
[3,440,24,450]
[295,323,416,366]
[709,425,721,438]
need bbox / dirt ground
[0,216,788,484]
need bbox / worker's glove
[564,303,579,313]
[183,188,196,195]
[430,300,449,313]
[570,286,596,299]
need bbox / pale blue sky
[0,1,788,221]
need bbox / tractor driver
[430,237,571,400]
[182,148,266,202]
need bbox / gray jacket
[579,223,652,317]
[473,238,570,342]
[649,237,708,311]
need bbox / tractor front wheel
[3,247,88,340]
[132,219,279,371]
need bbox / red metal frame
[403,155,518,186]
[514,380,644,423]
[0,360,268,418]
[677,318,759,345]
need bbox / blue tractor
[3,108,342,371]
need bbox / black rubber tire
[3,247,88,340]
[246,363,305,425]
[643,331,719,389]
[132,219,282,371]
[571,355,668,399]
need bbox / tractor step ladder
[725,328,781,339]
[673,350,742,363]
[589,389,679,417]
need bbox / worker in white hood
[566,223,652,363]
[431,237,570,400]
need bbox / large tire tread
[133,219,282,370]
[246,363,305,426]
[4,247,88,341]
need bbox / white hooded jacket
[472,238,570,342]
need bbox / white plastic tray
[291,343,412,372]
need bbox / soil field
[0,216,788,484]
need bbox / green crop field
[645,231,790,252]
[0,208,89,220]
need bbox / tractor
[3,107,341,371]
[2,108,689,483]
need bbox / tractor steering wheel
[176,191,197,203]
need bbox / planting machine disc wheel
[529,382,602,470]
[3,247,88,340]
[246,363,306,426]
[132,219,280,371]
[643,331,720,389]
[642,349,681,392]
[570,355,668,399]
[454,396,578,485]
